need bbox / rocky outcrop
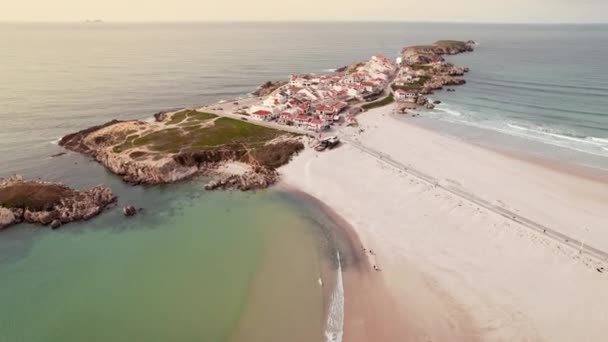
[422,76,467,94]
[94,149,199,185]
[154,111,168,122]
[337,61,366,74]
[0,175,116,230]
[252,81,288,97]
[59,120,126,154]
[204,166,279,191]
[60,116,303,189]
[123,206,137,217]
[0,207,15,229]
[401,40,474,65]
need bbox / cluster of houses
[248,54,397,131]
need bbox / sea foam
[325,252,344,342]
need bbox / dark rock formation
[154,111,168,122]
[422,76,466,94]
[205,166,279,192]
[252,81,288,97]
[51,220,61,229]
[123,206,137,217]
[0,175,116,230]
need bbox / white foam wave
[325,252,344,342]
[322,68,337,73]
[590,137,608,144]
[428,105,608,158]
[508,124,608,147]
[50,137,61,145]
[437,107,463,117]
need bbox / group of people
[361,246,381,271]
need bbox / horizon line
[1,19,608,25]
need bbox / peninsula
[59,40,475,190]
[59,110,304,190]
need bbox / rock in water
[51,220,61,229]
[0,207,16,229]
[123,206,137,217]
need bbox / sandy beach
[280,106,608,341]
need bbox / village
[192,40,474,152]
[241,54,424,133]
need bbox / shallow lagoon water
[0,180,334,342]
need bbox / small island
[0,175,116,230]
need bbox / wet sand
[283,188,472,341]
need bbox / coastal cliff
[0,175,116,229]
[401,40,475,65]
[392,40,474,111]
[59,110,304,190]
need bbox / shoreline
[400,113,608,182]
[280,104,608,341]
[280,186,434,341]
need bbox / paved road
[341,135,608,264]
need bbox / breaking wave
[325,252,344,342]
[430,104,608,158]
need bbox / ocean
[1,22,607,341]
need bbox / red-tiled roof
[295,114,311,121]
[310,118,322,124]
[253,110,272,116]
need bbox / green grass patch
[410,64,433,71]
[129,117,284,153]
[186,112,217,122]
[362,94,394,110]
[0,183,74,210]
[166,110,189,125]
[112,134,140,153]
[190,118,281,149]
[129,151,147,159]
[166,110,217,125]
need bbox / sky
[2,0,607,23]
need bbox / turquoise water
[1,22,607,340]
[0,183,327,342]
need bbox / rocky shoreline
[59,110,304,190]
[0,175,116,230]
[401,40,475,65]
[394,40,475,113]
